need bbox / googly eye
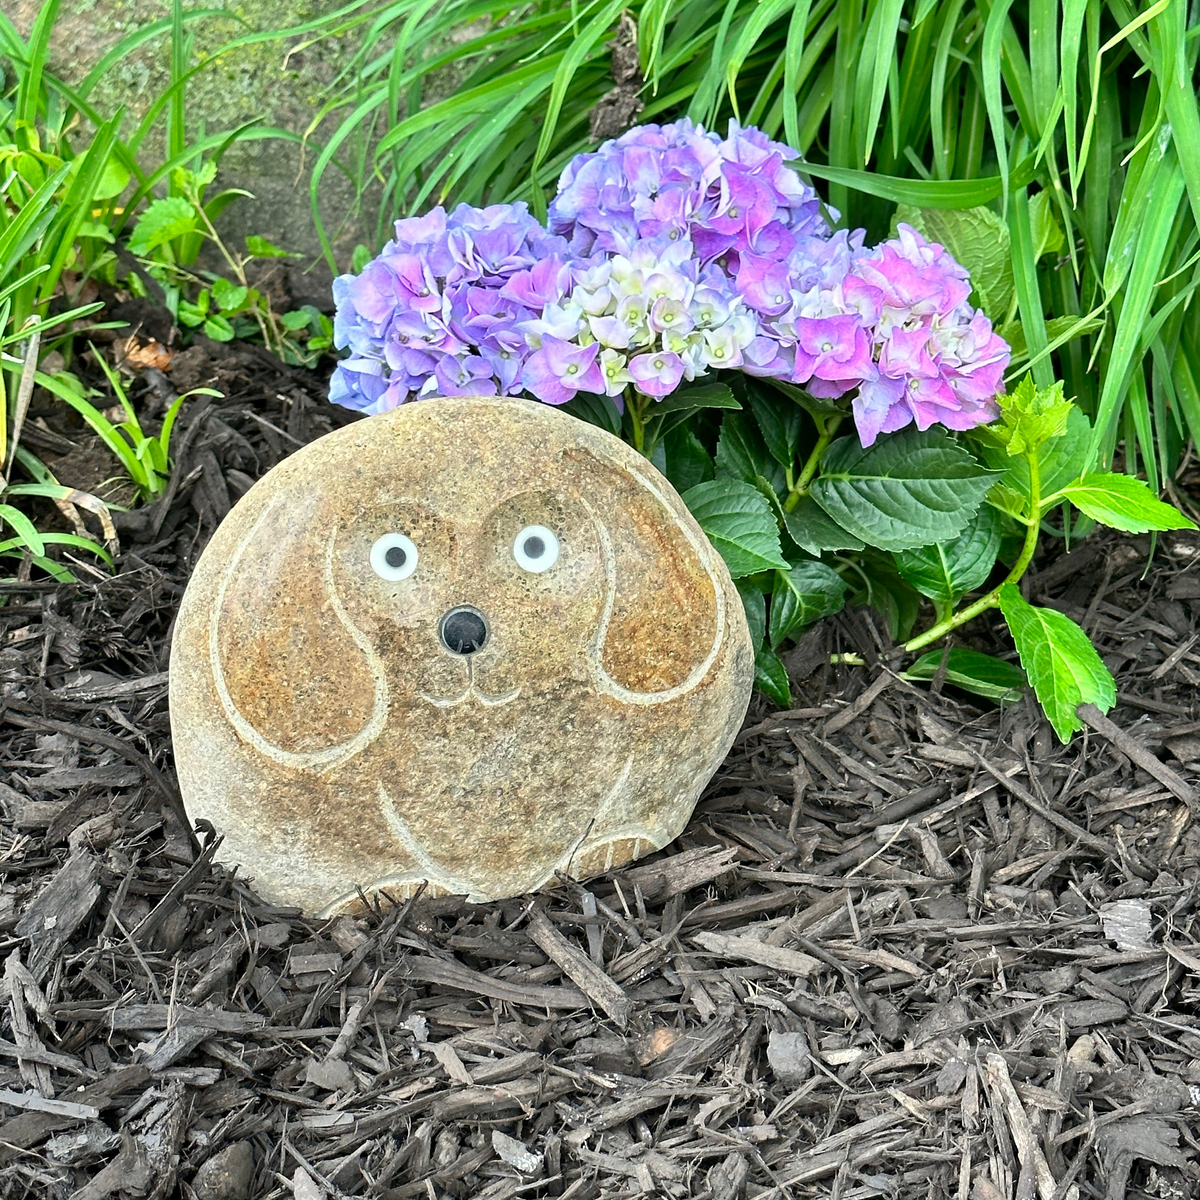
[370,533,418,581]
[512,525,559,573]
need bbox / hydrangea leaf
[736,580,767,649]
[655,382,740,413]
[782,495,865,556]
[769,560,847,647]
[975,404,1092,505]
[715,411,787,497]
[127,196,199,256]
[1057,474,1197,533]
[663,427,714,493]
[902,647,1026,703]
[997,582,1116,742]
[990,377,1073,455]
[682,479,791,578]
[745,387,803,468]
[754,645,792,707]
[893,506,1000,605]
[811,427,996,552]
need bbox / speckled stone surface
[169,396,754,915]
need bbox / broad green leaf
[1055,474,1197,533]
[760,378,843,419]
[564,392,622,436]
[895,204,1013,318]
[681,480,791,578]
[755,645,792,707]
[782,495,865,557]
[997,582,1116,742]
[847,552,922,643]
[893,506,1000,605]
[745,388,803,469]
[770,560,847,647]
[127,195,198,256]
[902,648,1026,703]
[991,377,1073,456]
[975,405,1092,505]
[76,219,115,243]
[811,427,996,552]
[662,427,713,493]
[211,277,249,313]
[203,315,236,342]
[737,580,767,649]
[654,382,740,414]
[715,411,787,497]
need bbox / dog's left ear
[571,446,728,703]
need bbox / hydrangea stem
[629,391,648,454]
[903,448,1042,654]
[784,414,842,511]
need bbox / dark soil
[1,341,1199,1200]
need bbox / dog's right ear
[207,486,389,771]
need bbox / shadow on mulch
[1,340,1199,1200]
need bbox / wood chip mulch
[1,340,1199,1200]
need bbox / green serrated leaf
[997,582,1116,742]
[737,580,767,649]
[992,377,1073,455]
[654,382,740,414]
[811,427,996,552]
[770,560,847,647]
[754,645,792,707]
[663,427,713,493]
[760,377,844,419]
[848,553,922,643]
[1057,474,1197,533]
[563,392,622,436]
[682,480,791,579]
[902,647,1026,703]
[211,277,249,313]
[894,507,1001,605]
[895,204,1014,319]
[715,411,787,496]
[976,405,1092,505]
[127,196,199,256]
[745,388,802,468]
[782,495,866,557]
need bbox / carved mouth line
[418,685,521,708]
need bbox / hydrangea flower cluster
[549,118,829,265]
[741,224,1010,443]
[330,120,1009,446]
[330,202,566,413]
[517,236,758,405]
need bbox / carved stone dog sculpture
[170,396,753,915]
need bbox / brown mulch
[1,341,1199,1200]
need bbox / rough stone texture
[170,397,754,914]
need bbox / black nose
[439,606,489,655]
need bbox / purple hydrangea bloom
[332,123,1008,447]
[331,201,567,411]
[549,119,829,267]
[748,224,1009,444]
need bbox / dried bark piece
[171,397,752,914]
